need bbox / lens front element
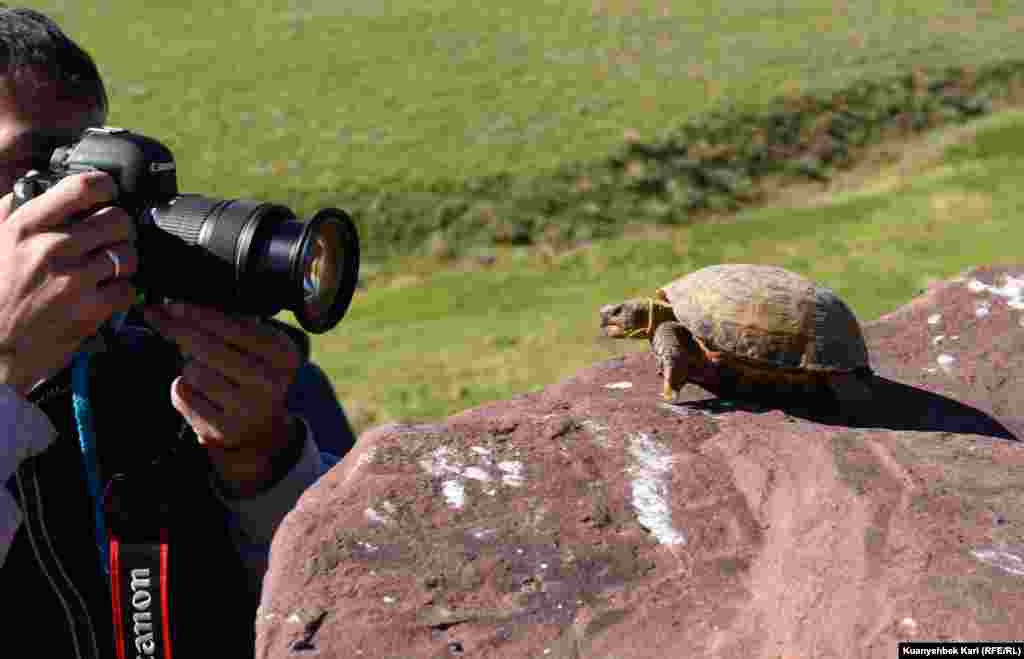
[293,208,360,333]
[300,220,342,323]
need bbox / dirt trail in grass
[770,111,1024,210]
[616,107,1024,243]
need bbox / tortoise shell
[656,264,869,373]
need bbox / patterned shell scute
[658,264,870,372]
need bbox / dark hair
[0,6,107,114]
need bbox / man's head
[0,7,106,193]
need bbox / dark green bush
[345,60,1024,261]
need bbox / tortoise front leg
[652,321,692,401]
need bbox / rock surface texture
[257,265,1024,659]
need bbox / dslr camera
[12,126,360,334]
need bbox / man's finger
[0,192,13,223]
[171,377,227,445]
[66,205,137,258]
[144,307,273,388]
[9,170,119,234]
[164,302,297,369]
[181,358,238,415]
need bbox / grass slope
[21,1,1024,432]
[315,109,1024,432]
[28,2,1024,220]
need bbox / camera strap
[107,521,173,659]
[72,346,176,659]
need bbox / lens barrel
[140,194,359,333]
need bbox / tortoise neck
[627,299,676,339]
[624,299,676,339]
[649,300,677,330]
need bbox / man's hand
[141,301,303,497]
[0,171,138,394]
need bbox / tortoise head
[600,298,666,339]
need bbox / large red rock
[256,265,1024,659]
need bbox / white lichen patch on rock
[497,461,524,487]
[364,507,393,526]
[927,313,942,325]
[462,466,492,482]
[966,274,1024,310]
[971,546,1024,576]
[604,381,634,389]
[442,480,466,509]
[418,444,526,510]
[419,446,462,478]
[627,432,686,547]
[937,353,956,373]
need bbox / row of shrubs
[342,59,1024,261]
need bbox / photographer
[0,7,355,658]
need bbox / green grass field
[23,1,1024,433]
[307,109,1024,431]
[28,1,1024,208]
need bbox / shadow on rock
[669,374,1019,442]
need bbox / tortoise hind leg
[651,321,693,401]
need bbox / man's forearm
[213,415,329,595]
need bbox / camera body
[13,127,359,334]
[14,126,178,216]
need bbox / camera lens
[140,196,359,333]
[288,208,359,333]
[301,232,330,302]
[299,220,340,318]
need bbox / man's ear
[263,317,310,362]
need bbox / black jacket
[2,315,354,658]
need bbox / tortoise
[598,264,873,405]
